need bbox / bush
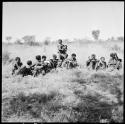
[2,51,10,64]
[43,40,50,46]
[24,41,40,46]
[14,39,23,45]
[111,44,121,51]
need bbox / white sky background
[2,2,124,42]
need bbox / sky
[2,2,124,42]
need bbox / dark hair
[42,55,46,59]
[114,52,117,56]
[72,53,76,57]
[15,57,20,61]
[91,54,96,57]
[36,55,41,60]
[100,57,105,60]
[119,59,122,62]
[110,53,114,57]
[58,39,62,43]
[53,54,57,58]
[27,60,32,65]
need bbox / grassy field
[2,40,124,122]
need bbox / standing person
[57,39,68,67]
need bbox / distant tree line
[3,31,124,46]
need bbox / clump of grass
[71,71,123,122]
[70,70,87,84]
[111,105,123,123]
[72,94,113,122]
[8,91,58,118]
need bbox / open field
[2,40,124,122]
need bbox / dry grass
[2,41,124,122]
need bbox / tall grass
[2,69,123,122]
[2,41,124,122]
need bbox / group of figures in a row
[12,39,122,77]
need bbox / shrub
[14,39,23,45]
[43,40,50,46]
[111,44,121,51]
[22,35,40,46]
[24,41,40,46]
[2,51,10,64]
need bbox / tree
[92,30,100,41]
[5,36,12,42]
[43,37,51,45]
[117,36,124,41]
[15,39,23,44]
[111,37,115,41]
[22,35,35,45]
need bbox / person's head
[15,57,21,62]
[27,60,32,66]
[71,53,76,59]
[58,39,62,44]
[42,55,46,61]
[119,59,122,62]
[100,57,105,62]
[91,54,96,59]
[52,54,57,59]
[36,55,41,61]
[110,53,114,58]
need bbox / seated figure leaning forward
[63,53,78,69]
[86,54,98,70]
[33,55,47,77]
[107,53,122,71]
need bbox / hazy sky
[3,2,124,41]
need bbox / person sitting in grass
[86,54,98,70]
[49,54,59,70]
[114,53,122,70]
[16,60,34,77]
[33,55,46,76]
[63,53,78,69]
[12,57,23,75]
[95,57,107,71]
[107,53,121,71]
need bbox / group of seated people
[86,53,122,71]
[12,53,78,77]
[11,52,122,77]
[11,39,122,77]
